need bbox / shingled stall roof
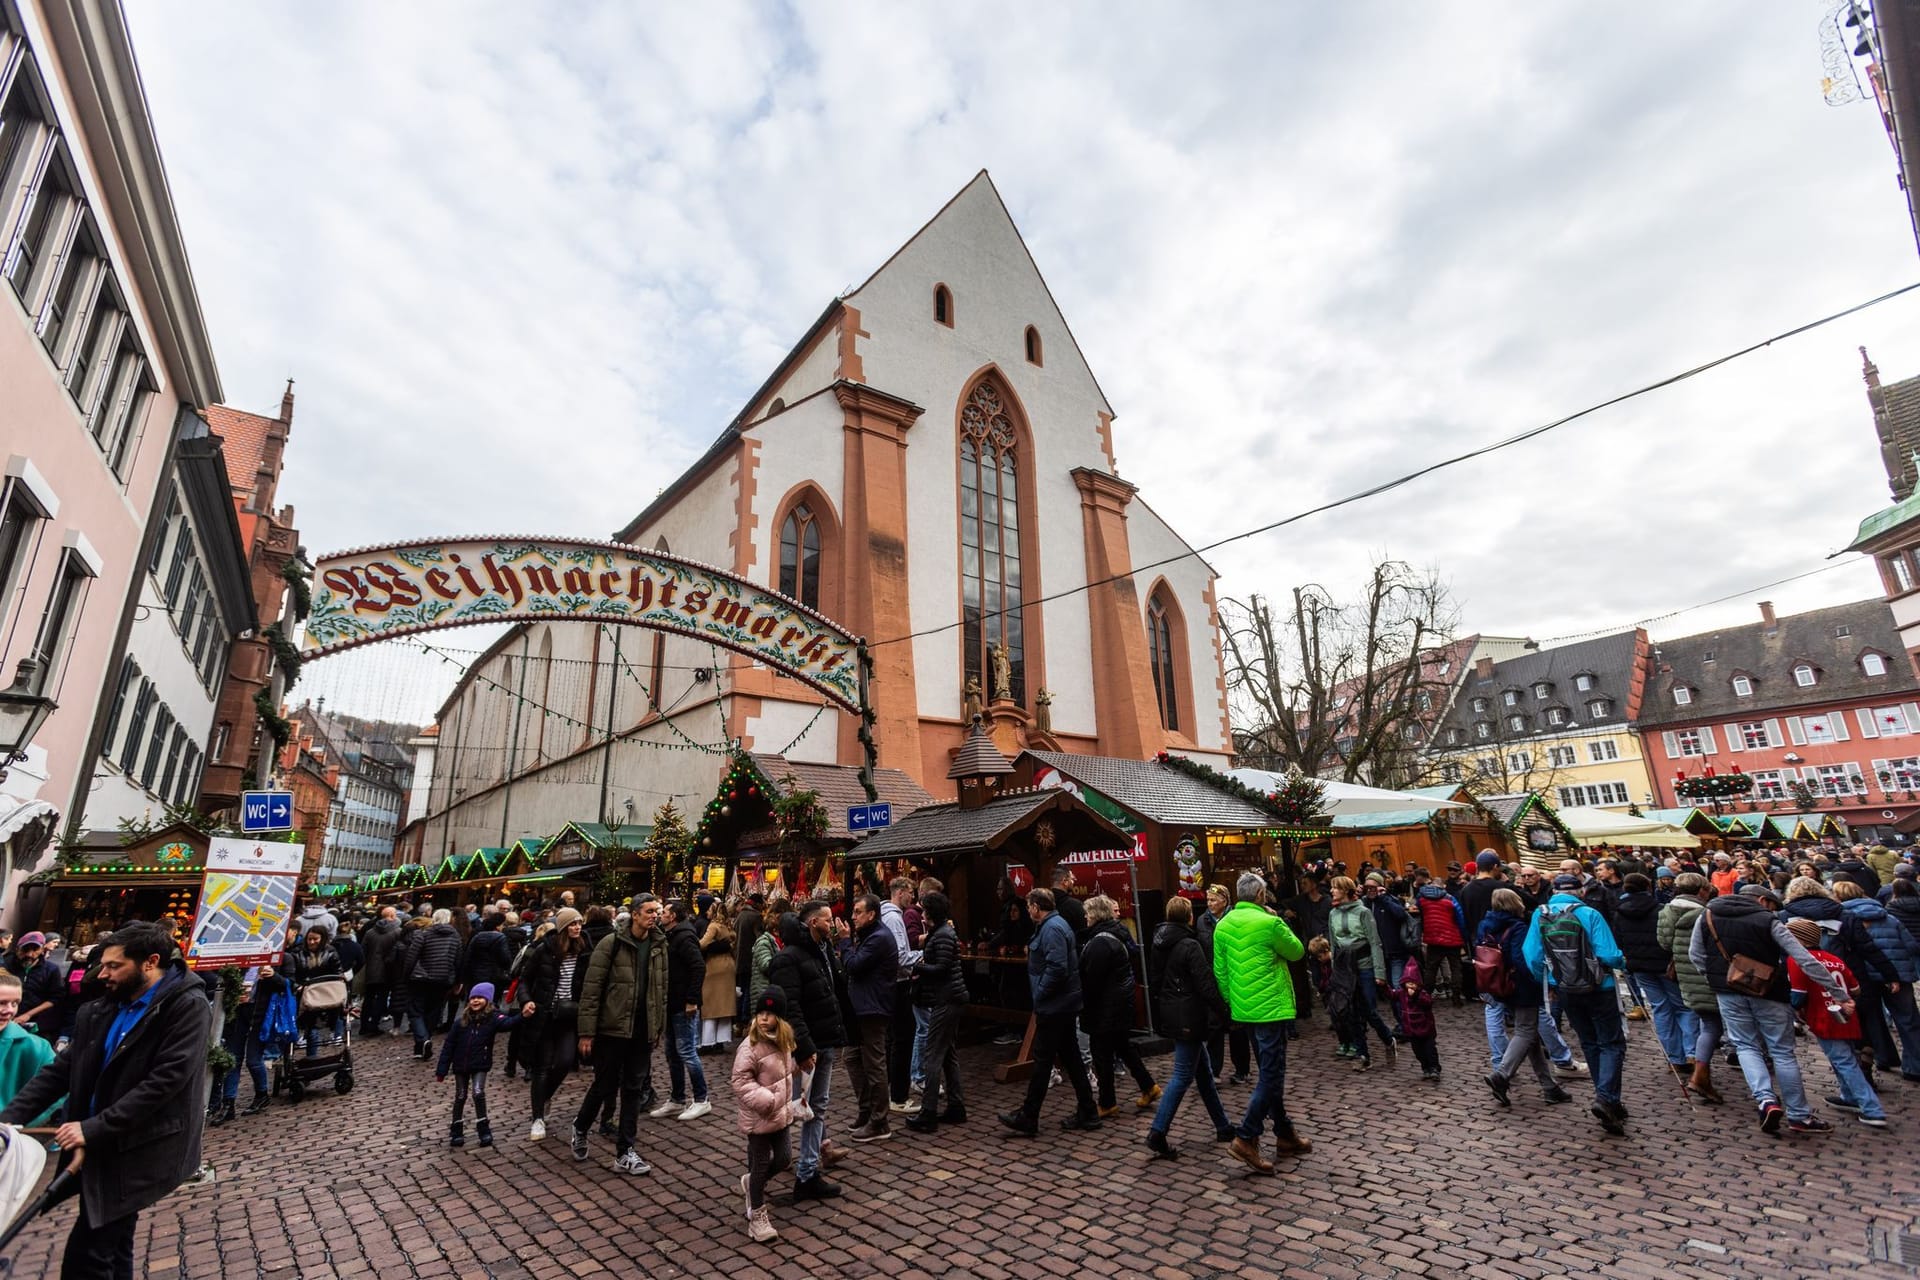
[1023,752,1275,829]
[749,754,936,842]
[845,787,1133,863]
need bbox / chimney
[1862,346,1881,390]
[1758,601,1777,630]
[1474,656,1495,680]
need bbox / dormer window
[1793,663,1817,688]
[1545,706,1569,726]
[1587,698,1611,720]
[1471,696,1489,714]
[1445,727,1465,746]
[1732,674,1752,697]
[1574,673,1594,692]
[1703,650,1716,664]
[1506,714,1528,732]
[1501,689,1520,707]
[1532,682,1552,700]
[1474,721,1493,740]
[1674,686,1693,706]
[1835,624,1852,638]
[1863,651,1889,677]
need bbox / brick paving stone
[0,1006,1916,1277]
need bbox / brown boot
[1689,1062,1723,1105]
[1229,1136,1275,1174]
[1271,1120,1313,1154]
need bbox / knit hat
[696,893,715,912]
[15,933,44,949]
[1551,874,1582,891]
[553,907,582,931]
[469,983,496,1003]
[754,986,787,1018]
[1783,918,1823,949]
[1475,850,1500,872]
[1655,866,1676,880]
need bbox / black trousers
[1021,1011,1095,1120]
[887,988,916,1102]
[917,1002,965,1118]
[1090,1029,1154,1109]
[746,1129,792,1211]
[62,1201,137,1280]
[358,983,395,1035]
[573,1034,650,1154]
[529,1020,576,1122]
[1207,1025,1250,1077]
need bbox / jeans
[1236,1023,1291,1142]
[1486,995,1576,1066]
[667,1011,707,1104]
[224,1032,273,1101]
[795,1045,834,1181]
[1492,1004,1558,1091]
[1884,982,1920,1078]
[573,1034,650,1152]
[917,1003,964,1118]
[910,1004,930,1090]
[62,1200,137,1280]
[1558,988,1625,1106]
[1817,1037,1885,1119]
[1020,1012,1095,1119]
[1693,1008,1723,1065]
[408,980,445,1046]
[1717,993,1810,1120]
[1632,972,1699,1067]
[1150,1038,1231,1137]
[1089,1029,1155,1109]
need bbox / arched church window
[779,504,821,609]
[1148,592,1178,732]
[960,378,1025,706]
[934,285,953,326]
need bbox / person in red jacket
[1783,918,1885,1127]
[1413,883,1467,1006]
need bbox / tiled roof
[1023,751,1275,829]
[1433,631,1644,746]
[750,754,936,841]
[205,403,280,503]
[846,787,1131,861]
[1638,598,1918,726]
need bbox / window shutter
[1833,715,1850,742]
[1905,703,1920,735]
[1724,724,1743,753]
[1699,725,1718,755]
[1858,708,1880,738]
[1787,717,1806,746]
[1764,719,1784,748]
[1662,731,1679,758]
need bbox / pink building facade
[0,0,220,897]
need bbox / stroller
[272,976,355,1102]
[0,1124,67,1271]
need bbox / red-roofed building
[198,384,302,816]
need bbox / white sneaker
[888,1098,915,1114]
[649,1099,684,1118]
[740,1172,752,1219]
[1554,1060,1590,1079]
[529,1119,546,1141]
[677,1099,712,1121]
[614,1150,651,1175]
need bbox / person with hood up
[406,909,464,1059]
[1834,879,1920,1081]
[1327,876,1394,1067]
[1079,895,1158,1117]
[1612,872,1696,1073]
[1143,896,1233,1158]
[1415,879,1468,1005]
[2,923,210,1280]
[357,908,404,1036]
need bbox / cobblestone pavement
[4,1003,1917,1279]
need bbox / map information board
[185,837,304,970]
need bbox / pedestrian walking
[999,888,1099,1136]
[1080,894,1158,1117]
[1613,873,1697,1075]
[1144,896,1234,1158]
[768,903,850,1201]
[1212,872,1309,1174]
[436,984,534,1147]
[1,922,211,1280]
[1657,873,1725,1103]
[1782,918,1886,1128]
[357,908,403,1035]
[1327,876,1394,1067]
[1199,884,1250,1084]
[1521,874,1629,1135]
[905,890,967,1133]
[880,877,922,1114]
[405,909,463,1059]
[1478,889,1573,1108]
[1835,879,1920,1077]
[1392,956,1440,1080]
[574,896,669,1170]
[733,987,797,1242]
[1414,879,1468,1005]
[698,902,737,1052]
[662,900,713,1122]
[839,893,898,1142]
[524,907,591,1140]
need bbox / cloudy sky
[125,2,1920,725]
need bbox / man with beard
[2,922,210,1280]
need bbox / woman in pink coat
[732,987,796,1242]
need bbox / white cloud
[125,1,1920,724]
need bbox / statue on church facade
[989,642,1013,702]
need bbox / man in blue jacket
[999,888,1098,1135]
[1522,874,1629,1135]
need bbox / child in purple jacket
[436,982,534,1147]
[1392,957,1440,1081]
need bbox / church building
[407,173,1232,863]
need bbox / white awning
[0,799,55,845]
[1226,769,1469,816]
[1555,805,1700,850]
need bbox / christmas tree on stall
[647,800,693,892]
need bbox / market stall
[1478,793,1579,869]
[1327,786,1503,876]
[1556,805,1701,851]
[24,823,214,942]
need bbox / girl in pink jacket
[732,987,796,1241]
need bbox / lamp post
[0,660,57,785]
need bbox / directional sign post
[847,802,893,834]
[241,790,295,834]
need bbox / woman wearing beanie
[521,907,589,1140]
[733,986,796,1242]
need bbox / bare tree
[1222,560,1459,785]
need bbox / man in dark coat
[837,893,898,1142]
[1,922,210,1280]
[357,908,403,1036]
[769,903,849,1199]
[465,914,514,996]
[662,901,709,1121]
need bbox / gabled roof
[1330,786,1484,832]
[1435,632,1644,745]
[1023,751,1275,829]
[1639,598,1918,726]
[1477,793,1576,844]
[204,402,281,505]
[844,787,1132,863]
[537,821,652,859]
[748,753,936,842]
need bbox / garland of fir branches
[1153,752,1330,826]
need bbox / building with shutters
[1638,598,1920,843]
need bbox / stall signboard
[1033,766,1146,858]
[304,538,863,712]
[184,838,304,970]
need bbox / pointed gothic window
[1148,592,1179,731]
[960,378,1024,705]
[1024,325,1042,366]
[779,504,821,609]
[934,284,953,326]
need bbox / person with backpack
[1688,881,1848,1134]
[1143,895,1234,1157]
[1079,894,1158,1116]
[1478,889,1573,1108]
[1414,881,1468,1006]
[1522,873,1629,1135]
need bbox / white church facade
[404,172,1232,864]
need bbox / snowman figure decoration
[1174,836,1203,895]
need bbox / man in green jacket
[572,895,667,1174]
[1212,872,1307,1175]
